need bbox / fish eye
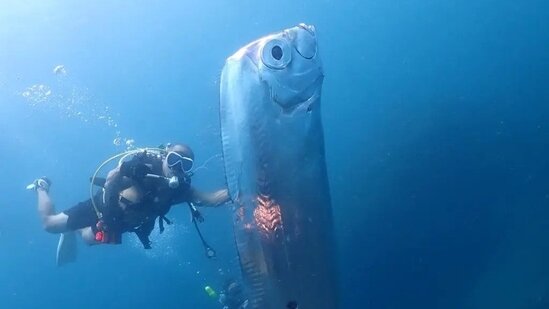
[261,39,291,69]
[272,45,283,60]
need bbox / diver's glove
[119,160,151,180]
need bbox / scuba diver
[28,143,231,265]
[207,279,296,309]
[218,279,249,309]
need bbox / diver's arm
[170,187,231,207]
[190,187,231,207]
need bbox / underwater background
[1,1,548,308]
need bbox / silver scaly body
[220,24,338,309]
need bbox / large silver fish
[220,24,338,308]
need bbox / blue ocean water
[1,1,548,308]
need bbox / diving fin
[56,232,77,266]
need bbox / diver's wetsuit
[61,153,194,247]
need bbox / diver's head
[162,143,194,177]
[223,279,243,296]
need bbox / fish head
[247,23,324,112]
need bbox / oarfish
[220,24,338,308]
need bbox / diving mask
[166,151,193,174]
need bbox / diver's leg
[78,227,101,245]
[57,199,104,264]
[56,216,102,266]
[37,188,69,233]
[57,227,100,266]
[35,186,79,266]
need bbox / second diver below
[29,143,231,264]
